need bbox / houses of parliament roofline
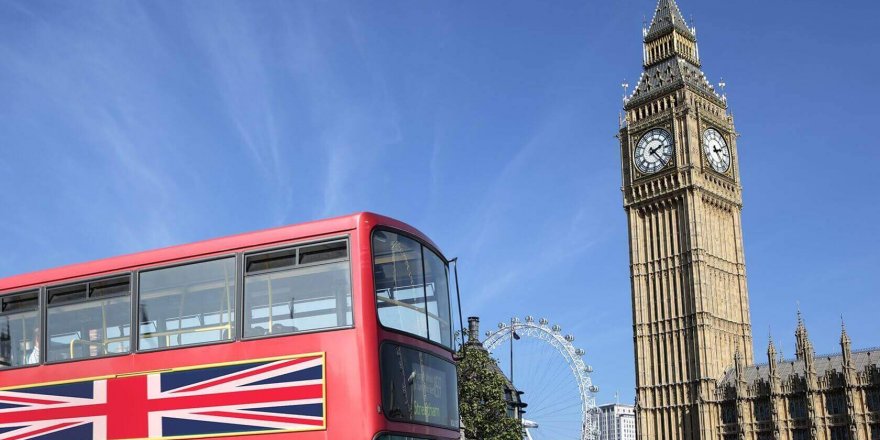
[715,314,880,440]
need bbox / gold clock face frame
[702,128,731,173]
[634,128,674,174]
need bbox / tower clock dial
[703,128,731,172]
[634,128,674,174]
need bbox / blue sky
[1,0,878,407]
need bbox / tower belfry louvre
[619,0,753,438]
[619,2,880,440]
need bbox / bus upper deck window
[138,258,236,351]
[243,240,352,338]
[0,290,40,368]
[373,230,453,348]
[46,276,131,362]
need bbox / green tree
[457,344,523,440]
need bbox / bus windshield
[380,343,459,429]
[373,230,453,348]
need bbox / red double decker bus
[0,212,459,440]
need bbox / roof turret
[625,0,725,109]
[795,309,812,360]
[644,0,696,42]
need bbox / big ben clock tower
[618,1,754,439]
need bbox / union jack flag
[0,354,325,440]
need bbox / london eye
[484,316,599,440]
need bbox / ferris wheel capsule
[589,385,600,393]
[539,318,549,325]
[525,316,535,323]
[575,348,586,356]
[552,324,562,333]
[584,364,593,373]
[565,334,575,342]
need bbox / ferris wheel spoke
[528,401,584,418]
[524,375,576,415]
[529,367,576,410]
[526,351,570,396]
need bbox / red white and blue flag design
[0,353,325,440]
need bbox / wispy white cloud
[451,106,612,313]
[0,2,186,259]
[270,5,403,218]
[457,107,575,259]
[180,2,292,225]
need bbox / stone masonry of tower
[618,0,753,438]
[618,2,880,440]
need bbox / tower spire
[627,0,722,109]
[645,0,695,42]
[641,0,701,68]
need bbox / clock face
[634,128,674,174]
[703,128,731,172]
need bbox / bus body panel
[0,213,458,440]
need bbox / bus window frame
[135,254,239,354]
[244,238,350,277]
[371,227,454,352]
[239,236,355,342]
[43,273,134,365]
[377,340,460,431]
[0,289,42,370]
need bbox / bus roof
[0,212,439,293]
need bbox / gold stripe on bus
[0,351,325,391]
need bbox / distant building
[598,403,636,440]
